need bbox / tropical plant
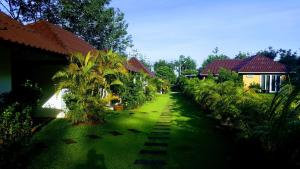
[53,50,127,124]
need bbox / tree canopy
[0,0,132,54]
[202,47,229,68]
[234,52,250,59]
[154,60,176,84]
[174,55,197,76]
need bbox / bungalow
[0,12,154,116]
[126,57,155,77]
[200,55,287,93]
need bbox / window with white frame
[260,74,281,92]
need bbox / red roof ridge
[28,20,68,52]
[26,20,96,55]
[127,57,155,77]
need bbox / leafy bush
[248,83,261,93]
[0,103,33,169]
[180,74,300,164]
[121,73,147,109]
[53,51,127,124]
[0,103,32,145]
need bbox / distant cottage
[200,55,287,93]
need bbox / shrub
[53,51,127,124]
[0,103,33,169]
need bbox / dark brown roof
[0,12,95,55]
[201,60,243,75]
[201,55,287,75]
[127,57,155,77]
[238,55,287,73]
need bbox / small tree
[53,50,127,124]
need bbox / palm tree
[52,50,127,124]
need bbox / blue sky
[110,0,300,67]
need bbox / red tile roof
[0,12,95,55]
[238,55,287,73]
[27,21,95,55]
[201,55,287,75]
[201,60,243,75]
[127,57,155,77]
[0,12,66,54]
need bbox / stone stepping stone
[134,159,166,166]
[153,128,170,131]
[86,134,101,139]
[109,131,123,136]
[155,124,170,127]
[148,136,170,140]
[150,131,170,135]
[140,149,167,155]
[157,121,171,123]
[62,138,77,144]
[128,129,142,133]
[144,142,168,147]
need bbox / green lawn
[28,93,235,169]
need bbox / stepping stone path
[128,128,142,133]
[109,131,123,136]
[86,134,101,139]
[134,109,172,168]
[62,138,77,144]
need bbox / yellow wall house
[200,55,287,93]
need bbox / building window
[261,74,281,93]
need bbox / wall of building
[0,45,11,93]
[243,74,260,89]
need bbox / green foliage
[53,51,127,124]
[202,47,229,68]
[257,46,278,60]
[154,60,176,84]
[0,103,32,145]
[174,55,197,76]
[217,68,242,84]
[248,83,261,93]
[234,51,250,59]
[120,73,147,109]
[180,74,300,162]
[155,66,176,84]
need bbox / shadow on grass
[74,149,107,169]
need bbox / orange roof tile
[26,21,96,55]
[127,57,155,77]
[0,12,95,55]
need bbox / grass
[28,93,236,169]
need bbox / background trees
[0,0,132,54]
[154,60,176,84]
[174,55,197,76]
[202,47,229,68]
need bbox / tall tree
[174,55,197,76]
[202,47,229,68]
[0,0,132,54]
[277,49,300,72]
[257,46,278,60]
[154,60,176,84]
[234,51,250,59]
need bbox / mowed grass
[29,93,235,169]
